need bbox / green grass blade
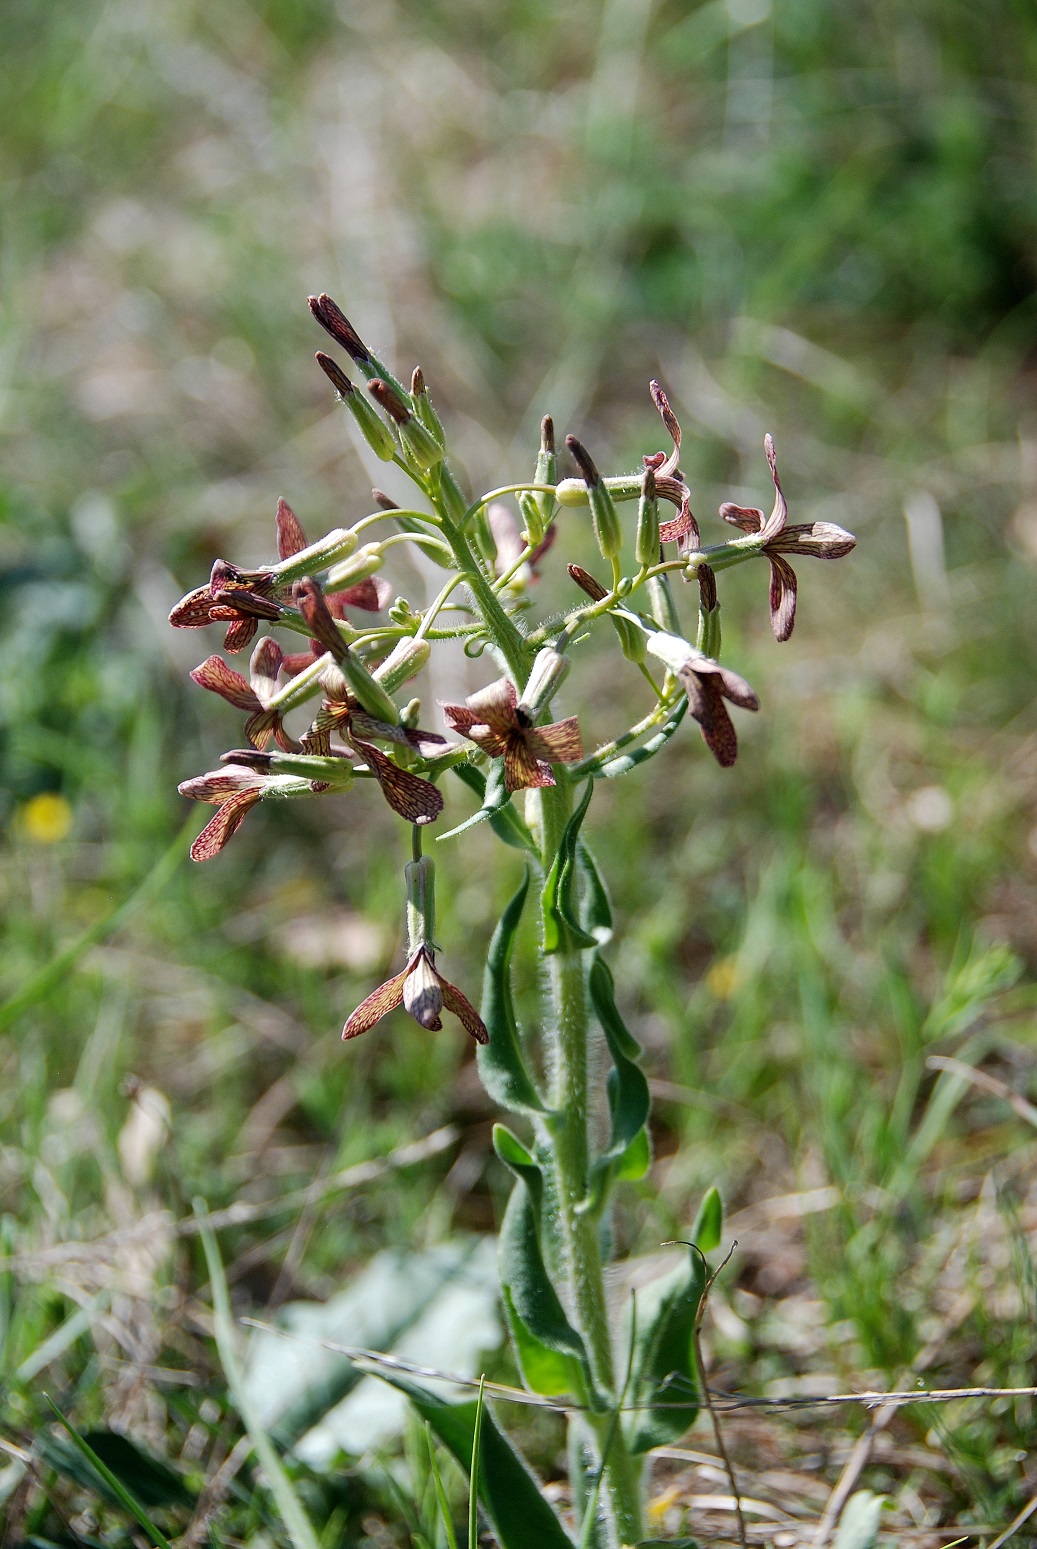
[425,1422,460,1549]
[468,1376,485,1549]
[194,1203,321,1549]
[42,1395,174,1549]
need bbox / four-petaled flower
[169,559,281,654]
[645,632,760,768]
[440,678,583,792]
[189,637,298,752]
[719,436,856,641]
[342,944,488,1043]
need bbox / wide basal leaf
[493,1125,590,1394]
[362,1367,575,1549]
[478,872,545,1115]
[622,1244,705,1453]
[542,780,597,953]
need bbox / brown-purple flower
[440,678,583,792]
[719,436,856,642]
[342,945,487,1043]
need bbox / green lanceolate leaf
[361,1368,575,1549]
[447,762,537,851]
[478,872,545,1115]
[542,780,597,953]
[690,1187,723,1254]
[493,1125,590,1391]
[587,958,651,1206]
[500,1285,576,1396]
[597,698,688,780]
[577,842,613,945]
[622,1245,706,1453]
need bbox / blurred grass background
[2,1,1037,1543]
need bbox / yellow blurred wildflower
[20,793,73,844]
[706,956,738,999]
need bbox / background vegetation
[2,0,1036,1543]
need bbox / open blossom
[343,944,487,1043]
[719,436,856,641]
[440,677,583,792]
[646,632,759,768]
[169,559,281,654]
[189,636,298,752]
[177,765,312,862]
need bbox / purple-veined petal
[179,765,266,803]
[719,502,764,534]
[189,789,262,861]
[693,675,739,768]
[503,735,554,792]
[440,978,490,1044]
[350,737,444,824]
[649,379,682,477]
[328,576,393,613]
[190,656,261,711]
[759,433,788,542]
[402,947,445,1030]
[525,716,583,765]
[169,585,216,627]
[767,521,856,559]
[342,965,409,1040]
[276,497,307,560]
[244,708,278,750]
[250,637,284,702]
[223,617,259,653]
[768,553,798,642]
[463,677,519,731]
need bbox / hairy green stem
[534,778,644,1546]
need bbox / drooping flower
[169,559,282,654]
[645,380,700,553]
[342,944,487,1043]
[189,637,298,752]
[645,632,759,768]
[177,765,314,862]
[440,677,583,792]
[719,436,856,641]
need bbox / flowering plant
[171,293,854,1546]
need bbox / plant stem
[534,779,644,1546]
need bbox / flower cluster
[169,293,855,1040]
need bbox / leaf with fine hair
[622,1244,705,1454]
[542,780,597,953]
[493,1125,590,1391]
[587,958,651,1208]
[478,872,545,1115]
[446,761,537,851]
[358,1367,575,1549]
[577,841,613,944]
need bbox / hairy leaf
[478,872,545,1114]
[542,780,597,952]
[588,958,651,1206]
[623,1245,705,1453]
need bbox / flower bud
[316,354,397,461]
[273,527,359,584]
[519,646,570,719]
[635,464,660,567]
[326,543,384,590]
[335,651,400,725]
[696,564,721,658]
[566,436,622,560]
[402,950,444,1028]
[647,574,681,634]
[405,855,436,952]
[374,637,431,693]
[567,563,608,602]
[369,380,444,470]
[411,366,446,449]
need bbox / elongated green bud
[405,855,436,951]
[696,564,721,657]
[435,464,469,524]
[566,436,622,559]
[374,637,431,693]
[326,543,384,589]
[369,379,444,470]
[635,464,660,567]
[647,573,681,634]
[334,651,400,724]
[272,526,358,584]
[308,294,410,400]
[315,352,397,461]
[519,646,570,719]
[411,367,446,448]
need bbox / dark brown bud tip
[642,463,656,499]
[411,366,425,396]
[567,563,609,602]
[308,294,371,363]
[372,488,399,511]
[698,563,718,612]
[221,748,272,768]
[565,434,600,487]
[368,378,411,425]
[541,415,555,454]
[293,576,348,661]
[315,351,354,397]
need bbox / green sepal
[576,842,613,945]
[356,1367,575,1549]
[477,872,545,1115]
[586,958,651,1209]
[442,762,536,851]
[493,1124,591,1383]
[622,1245,705,1453]
[542,781,597,953]
[690,1186,723,1254]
